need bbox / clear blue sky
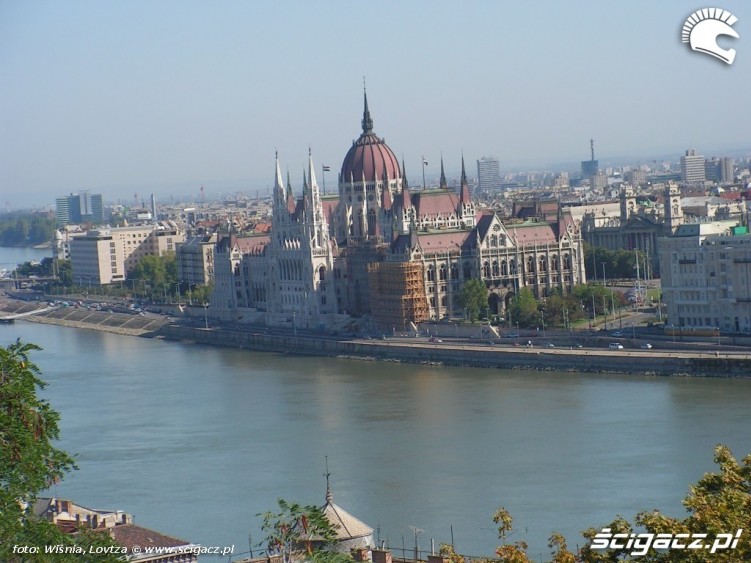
[1,0,749,208]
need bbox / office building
[55,191,104,225]
[660,221,750,333]
[680,149,706,184]
[476,156,501,193]
[70,222,185,285]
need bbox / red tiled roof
[322,198,339,222]
[510,223,557,245]
[236,235,269,255]
[417,231,471,252]
[109,524,191,555]
[413,191,459,218]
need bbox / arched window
[490,235,498,247]
[427,265,435,282]
[439,263,447,281]
[563,254,571,270]
[463,263,471,280]
[539,257,547,272]
[483,261,491,278]
[551,256,559,271]
[527,256,535,273]
[318,266,326,281]
[509,259,516,275]
[451,262,459,280]
[492,261,499,276]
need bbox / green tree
[191,284,213,304]
[258,499,350,563]
[460,278,488,322]
[508,287,539,328]
[57,259,73,286]
[0,340,120,561]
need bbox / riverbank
[156,323,751,378]
[6,294,750,377]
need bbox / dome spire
[361,78,374,134]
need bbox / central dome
[340,92,401,183]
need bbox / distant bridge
[0,306,57,323]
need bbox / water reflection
[2,322,750,557]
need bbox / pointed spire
[324,456,333,504]
[361,80,374,134]
[460,153,471,204]
[401,158,409,189]
[286,170,293,199]
[308,147,318,195]
[439,154,448,190]
[274,151,285,197]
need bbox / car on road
[608,342,624,350]
[429,337,443,343]
[611,331,624,337]
[505,332,519,338]
[640,343,653,349]
[545,342,555,348]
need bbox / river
[2,321,750,561]
[0,245,52,271]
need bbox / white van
[608,343,624,350]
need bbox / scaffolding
[368,261,429,331]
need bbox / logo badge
[682,8,739,64]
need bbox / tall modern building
[680,149,706,184]
[55,191,104,225]
[476,156,501,193]
[580,139,599,179]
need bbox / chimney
[371,549,392,563]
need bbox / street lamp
[203,302,209,329]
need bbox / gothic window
[483,261,491,278]
[451,262,459,280]
[318,266,326,281]
[563,254,571,270]
[527,256,535,273]
[490,235,498,247]
[501,260,508,276]
[427,265,435,282]
[510,259,516,275]
[539,257,547,272]
[463,262,471,280]
[439,264,447,281]
[492,261,499,276]
[552,256,559,271]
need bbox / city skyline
[2,1,749,208]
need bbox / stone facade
[210,94,587,327]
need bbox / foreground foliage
[258,498,353,563]
[0,340,120,562]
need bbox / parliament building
[211,93,587,331]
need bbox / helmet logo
[682,8,739,65]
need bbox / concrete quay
[156,324,751,378]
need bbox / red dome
[340,91,401,183]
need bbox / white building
[680,149,706,184]
[70,223,185,285]
[660,221,750,333]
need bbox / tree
[258,499,351,563]
[460,278,488,322]
[580,445,750,562]
[548,532,576,563]
[508,287,538,328]
[0,340,120,561]
[493,507,529,562]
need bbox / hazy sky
[2,1,749,208]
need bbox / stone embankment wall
[157,325,751,377]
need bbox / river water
[0,245,52,271]
[2,321,750,561]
